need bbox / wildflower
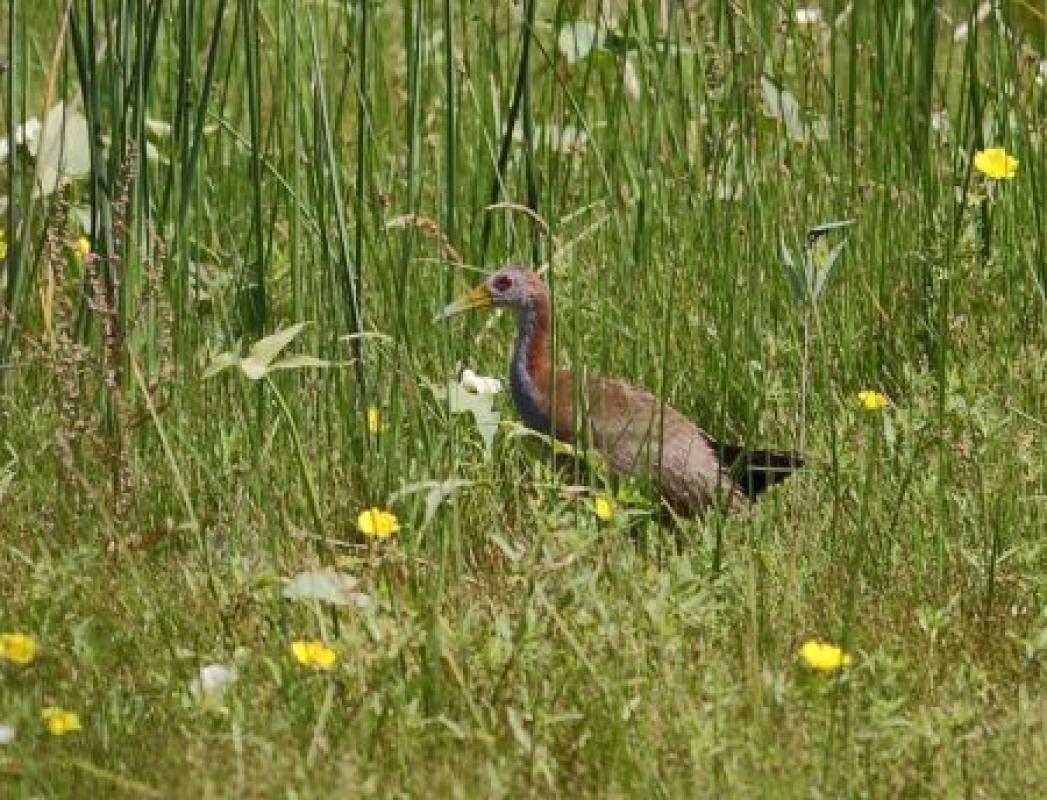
[367,407,383,435]
[74,236,91,259]
[0,723,15,744]
[594,495,615,522]
[291,640,336,670]
[800,640,852,672]
[41,707,81,736]
[357,507,400,539]
[0,633,38,665]
[973,148,1018,180]
[460,368,503,395]
[857,390,890,412]
[190,663,238,706]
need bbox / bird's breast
[510,361,557,437]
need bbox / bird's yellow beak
[435,283,493,320]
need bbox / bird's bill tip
[434,283,493,320]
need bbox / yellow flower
[800,640,853,672]
[594,495,615,522]
[0,633,38,665]
[857,390,890,412]
[74,236,91,258]
[41,707,81,736]
[357,507,399,539]
[973,147,1018,180]
[367,407,382,435]
[291,640,336,670]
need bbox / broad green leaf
[808,219,857,239]
[283,568,369,608]
[760,76,827,143]
[201,351,242,379]
[266,354,332,373]
[240,322,311,379]
[31,103,91,197]
[444,379,501,459]
[812,239,848,301]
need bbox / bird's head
[436,267,543,319]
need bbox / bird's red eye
[493,274,513,292]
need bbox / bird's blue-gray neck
[509,300,554,436]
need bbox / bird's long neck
[509,288,559,437]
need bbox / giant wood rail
[439,267,803,514]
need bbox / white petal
[0,722,15,744]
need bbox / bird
[438,267,803,515]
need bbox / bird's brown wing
[578,373,748,514]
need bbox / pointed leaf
[201,351,242,379]
[445,380,501,459]
[812,239,848,301]
[239,322,311,379]
[760,76,813,142]
[779,237,807,304]
[283,568,368,607]
[808,218,857,239]
[266,354,332,372]
[31,103,92,197]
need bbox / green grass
[2,1,1046,796]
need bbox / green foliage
[0,1,1045,797]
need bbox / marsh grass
[1,1,1045,796]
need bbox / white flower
[0,722,15,744]
[461,368,503,396]
[795,7,823,25]
[190,663,238,705]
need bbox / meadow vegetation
[1,1,1045,796]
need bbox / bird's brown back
[547,369,749,514]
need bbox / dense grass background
[1,0,1045,795]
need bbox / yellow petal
[594,495,615,522]
[800,640,852,672]
[0,633,38,665]
[367,407,382,435]
[357,507,400,539]
[41,707,81,736]
[857,390,890,412]
[291,640,337,670]
[974,147,1018,180]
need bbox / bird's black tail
[714,443,805,500]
